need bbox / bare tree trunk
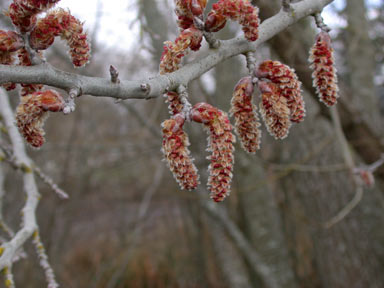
[269,95,384,287]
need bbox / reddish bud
[8,0,60,32]
[205,11,227,32]
[175,0,207,30]
[16,90,64,148]
[0,30,24,53]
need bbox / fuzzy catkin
[255,60,305,123]
[8,0,60,32]
[205,0,259,41]
[29,9,91,67]
[191,102,235,202]
[161,114,199,190]
[175,0,207,30]
[16,90,64,148]
[258,81,291,140]
[230,76,261,153]
[309,31,339,106]
[159,26,203,74]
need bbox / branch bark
[0,0,333,100]
[0,89,39,271]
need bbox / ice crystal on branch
[16,90,64,148]
[258,81,291,139]
[255,60,305,123]
[230,76,261,154]
[161,114,199,190]
[29,8,91,67]
[159,26,203,74]
[175,0,207,30]
[191,103,235,202]
[205,0,259,41]
[8,0,60,33]
[309,31,339,106]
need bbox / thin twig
[245,52,257,75]
[0,89,42,272]
[177,85,193,119]
[324,107,361,228]
[0,142,68,199]
[313,12,331,32]
[270,163,347,173]
[109,65,120,84]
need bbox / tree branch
[0,0,333,100]
[0,89,39,271]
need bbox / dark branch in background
[282,0,293,12]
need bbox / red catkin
[205,0,259,41]
[16,90,64,148]
[175,0,207,30]
[159,26,203,74]
[255,60,305,123]
[230,76,261,153]
[29,9,91,67]
[309,31,339,106]
[258,81,291,140]
[161,114,200,190]
[164,91,184,116]
[191,102,235,202]
[8,0,60,32]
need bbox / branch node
[203,32,221,49]
[313,13,331,32]
[245,52,257,75]
[63,88,81,115]
[193,16,205,31]
[23,34,44,65]
[282,0,293,13]
[176,85,193,120]
[109,65,120,84]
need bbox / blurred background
[1,0,384,287]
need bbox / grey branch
[0,0,333,100]
[0,89,40,271]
